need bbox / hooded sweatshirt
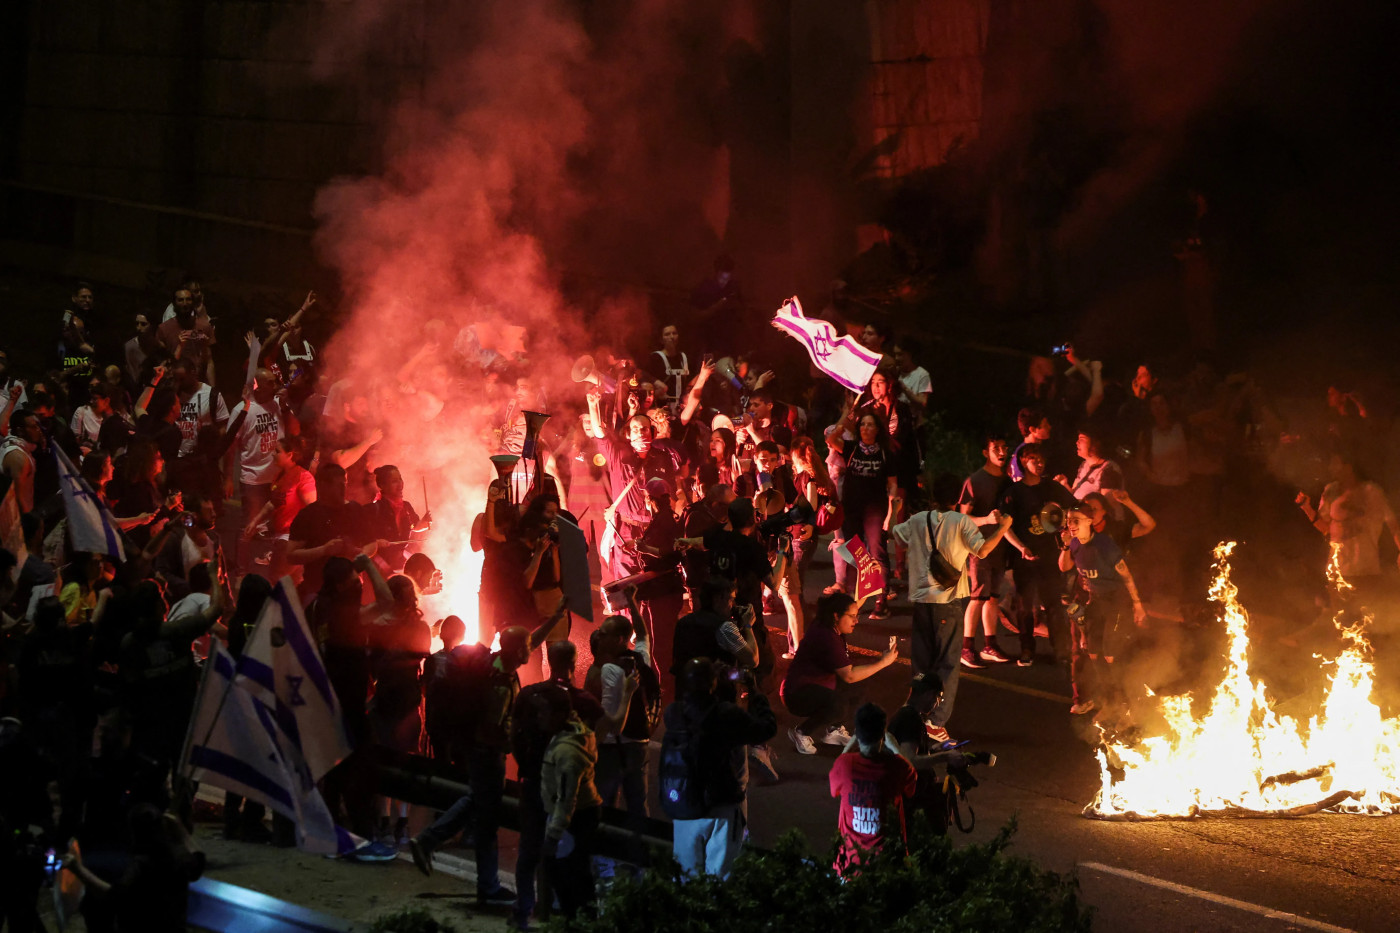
[541,717,602,840]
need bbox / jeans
[595,740,650,869]
[417,745,507,895]
[834,500,888,595]
[672,802,746,877]
[1009,555,1067,659]
[782,679,862,736]
[909,598,965,727]
[239,481,273,571]
[514,778,546,926]
[549,806,600,919]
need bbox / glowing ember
[1086,542,1400,819]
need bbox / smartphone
[616,655,637,675]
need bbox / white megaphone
[714,356,744,390]
[571,355,617,393]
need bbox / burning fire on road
[1086,543,1400,820]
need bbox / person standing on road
[998,444,1075,666]
[957,434,1014,668]
[539,691,603,920]
[888,474,1010,743]
[509,641,618,930]
[1058,507,1147,719]
[663,657,777,877]
[780,593,899,754]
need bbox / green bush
[919,410,982,489]
[544,817,1092,933]
[366,905,461,933]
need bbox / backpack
[924,510,965,589]
[425,643,494,739]
[631,652,664,735]
[657,702,715,820]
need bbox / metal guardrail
[371,747,677,865]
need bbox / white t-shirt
[891,509,985,603]
[70,405,105,448]
[180,533,216,577]
[176,384,229,457]
[599,634,653,744]
[900,366,932,400]
[230,399,284,484]
[169,591,213,660]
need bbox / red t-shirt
[828,751,917,874]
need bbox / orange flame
[1087,542,1400,818]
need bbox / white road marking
[1080,862,1359,933]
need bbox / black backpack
[657,702,714,820]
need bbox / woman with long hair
[780,592,898,754]
[363,562,431,845]
[826,412,899,619]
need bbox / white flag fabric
[235,577,351,781]
[54,445,125,561]
[771,296,882,393]
[183,645,359,855]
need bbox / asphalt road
[738,554,1400,933]
[216,513,1400,932]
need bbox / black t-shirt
[1000,480,1075,560]
[638,509,684,598]
[842,443,894,511]
[702,526,770,609]
[681,501,723,588]
[958,468,1009,518]
[135,415,182,467]
[288,501,368,595]
[481,538,542,630]
[1069,533,1126,597]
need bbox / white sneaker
[788,726,817,755]
[821,725,853,746]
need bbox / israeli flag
[54,445,125,561]
[236,577,352,781]
[182,645,359,855]
[771,296,882,393]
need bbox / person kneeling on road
[780,593,898,755]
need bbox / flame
[1087,542,1400,819]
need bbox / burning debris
[1086,543,1400,820]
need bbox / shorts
[968,549,1006,601]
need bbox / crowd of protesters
[0,266,1383,929]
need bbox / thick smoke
[306,0,737,633]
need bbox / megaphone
[714,356,743,390]
[571,355,617,394]
[490,454,520,503]
[521,410,550,460]
[1038,501,1065,536]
